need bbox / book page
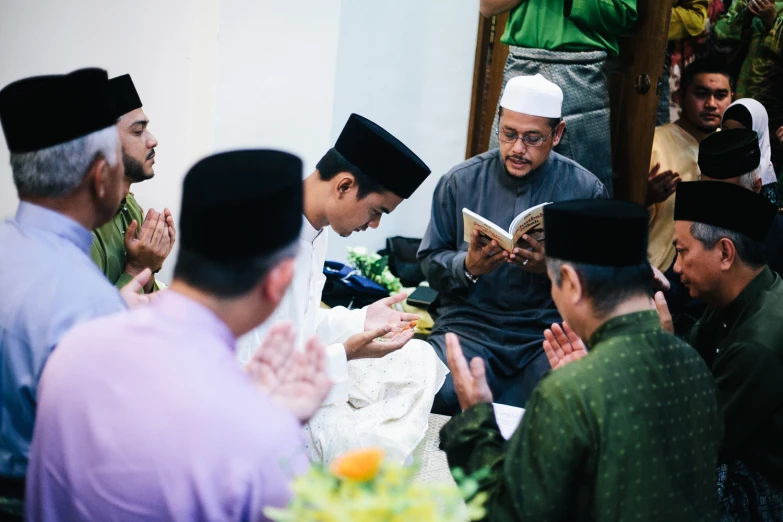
[492,403,525,440]
[509,202,550,248]
[462,208,514,251]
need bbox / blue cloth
[0,203,125,478]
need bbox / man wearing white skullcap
[419,75,608,414]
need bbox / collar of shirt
[495,149,552,195]
[15,201,94,255]
[588,310,663,348]
[114,196,130,216]
[300,214,322,244]
[710,266,775,332]
[152,290,237,350]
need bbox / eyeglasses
[497,128,555,147]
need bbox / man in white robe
[238,114,448,463]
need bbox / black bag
[321,261,389,309]
[380,236,426,288]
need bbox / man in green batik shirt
[91,74,175,293]
[668,181,783,519]
[439,199,722,521]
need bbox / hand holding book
[465,229,509,277]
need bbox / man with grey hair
[670,181,783,520]
[0,68,150,512]
[698,128,783,277]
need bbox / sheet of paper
[492,403,525,440]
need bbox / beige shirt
[648,123,701,271]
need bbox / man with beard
[418,74,607,414]
[646,60,733,273]
[91,74,174,293]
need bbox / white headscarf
[723,98,777,185]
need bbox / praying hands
[445,332,493,410]
[247,322,332,423]
[543,322,588,370]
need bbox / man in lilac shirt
[0,69,154,517]
[26,150,332,521]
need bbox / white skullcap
[499,74,563,118]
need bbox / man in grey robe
[418,74,608,414]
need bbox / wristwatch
[464,262,480,284]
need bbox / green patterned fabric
[90,193,160,291]
[440,311,722,521]
[690,267,783,482]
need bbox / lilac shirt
[26,291,308,521]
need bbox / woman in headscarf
[722,98,779,207]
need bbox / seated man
[646,60,733,336]
[671,181,783,519]
[439,200,722,521]
[647,59,733,272]
[26,150,331,520]
[238,114,446,463]
[418,74,607,414]
[0,69,149,511]
[91,74,175,293]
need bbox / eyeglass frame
[496,126,558,148]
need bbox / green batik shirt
[713,1,783,122]
[90,193,160,291]
[440,311,722,522]
[690,267,783,481]
[501,0,638,57]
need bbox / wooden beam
[610,0,672,204]
[465,13,509,159]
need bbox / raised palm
[543,322,588,370]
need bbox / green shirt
[501,0,638,57]
[690,267,783,480]
[440,311,721,522]
[90,194,160,291]
[712,0,783,121]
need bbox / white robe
[237,216,448,463]
[237,216,358,405]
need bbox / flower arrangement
[264,447,488,522]
[346,246,402,294]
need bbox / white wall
[0,0,221,282]
[325,0,479,262]
[0,0,479,279]
[212,0,344,172]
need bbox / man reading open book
[418,74,607,414]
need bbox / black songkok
[334,113,430,199]
[545,200,650,266]
[698,128,760,180]
[674,181,776,242]
[0,68,115,153]
[109,74,143,119]
[180,150,303,261]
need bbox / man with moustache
[91,74,175,294]
[418,74,607,414]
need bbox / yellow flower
[329,447,385,482]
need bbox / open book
[462,202,551,253]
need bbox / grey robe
[418,149,607,413]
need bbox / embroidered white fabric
[303,339,448,465]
